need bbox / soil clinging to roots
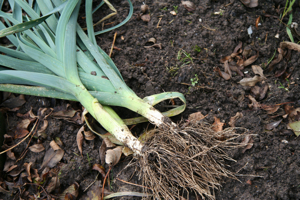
[137,122,247,199]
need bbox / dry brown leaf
[83,130,96,141]
[280,41,300,51]
[92,164,106,179]
[14,129,29,139]
[243,51,259,67]
[0,94,26,109]
[6,164,18,173]
[50,140,61,151]
[188,112,206,123]
[103,138,116,148]
[84,181,112,200]
[7,150,16,160]
[233,41,243,54]
[242,45,252,58]
[29,144,45,153]
[224,60,232,78]
[215,67,231,80]
[239,75,264,87]
[105,146,123,166]
[229,64,244,77]
[181,1,196,12]
[17,118,32,130]
[58,182,79,200]
[259,84,269,100]
[265,119,282,130]
[23,162,33,182]
[55,137,64,147]
[99,140,107,166]
[77,126,84,156]
[261,104,280,114]
[3,160,14,172]
[240,135,254,153]
[37,120,48,134]
[229,112,243,127]
[40,146,64,169]
[46,177,60,193]
[252,65,265,79]
[267,48,283,72]
[212,117,224,132]
[240,0,258,8]
[141,14,150,22]
[248,95,260,109]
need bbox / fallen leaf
[3,160,14,172]
[239,75,265,87]
[215,67,231,80]
[37,120,48,134]
[248,95,260,109]
[144,43,162,49]
[259,84,269,100]
[29,144,45,153]
[212,117,224,132]
[0,95,26,109]
[246,180,252,185]
[105,146,123,166]
[99,140,107,166]
[265,119,282,130]
[84,181,112,200]
[229,112,243,127]
[288,121,300,136]
[23,162,33,182]
[6,164,18,173]
[267,48,283,72]
[255,16,260,28]
[141,14,150,22]
[240,135,254,153]
[55,137,64,147]
[77,126,84,156]
[242,45,252,58]
[188,112,206,123]
[261,104,280,114]
[252,65,265,79]
[242,51,259,67]
[280,41,300,51]
[50,140,61,151]
[40,146,64,169]
[58,182,79,200]
[103,138,116,148]
[17,118,32,130]
[240,0,258,8]
[224,61,232,78]
[92,164,106,179]
[84,130,96,141]
[181,1,196,12]
[229,64,244,77]
[233,41,243,54]
[6,150,16,160]
[46,177,60,193]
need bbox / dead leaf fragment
[7,150,16,160]
[84,130,96,141]
[288,121,300,136]
[40,146,64,169]
[248,95,260,109]
[215,67,231,80]
[23,162,33,182]
[92,164,106,179]
[261,104,280,114]
[0,95,26,109]
[105,146,123,166]
[240,135,254,153]
[181,1,196,12]
[77,126,84,156]
[50,140,61,151]
[252,65,265,79]
[280,41,300,51]
[212,117,224,132]
[188,112,206,123]
[46,176,60,193]
[141,14,150,22]
[29,144,45,153]
[229,112,243,127]
[239,75,264,87]
[240,0,258,8]
[265,119,282,130]
[242,51,259,68]
[58,182,79,200]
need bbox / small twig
[83,173,100,192]
[109,32,117,57]
[102,165,112,200]
[24,182,51,200]
[236,162,248,173]
[116,178,152,190]
[0,120,38,155]
[201,24,216,31]
[157,18,162,28]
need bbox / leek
[0,1,240,199]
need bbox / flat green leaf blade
[0,14,50,38]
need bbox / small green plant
[281,0,296,20]
[190,74,198,86]
[161,7,168,11]
[166,65,179,76]
[86,153,93,166]
[173,5,178,13]
[177,49,193,65]
[193,45,201,53]
[278,80,289,91]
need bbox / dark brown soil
[1,0,300,199]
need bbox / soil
[1,0,300,199]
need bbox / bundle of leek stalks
[0,0,242,199]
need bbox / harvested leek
[0,0,243,199]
